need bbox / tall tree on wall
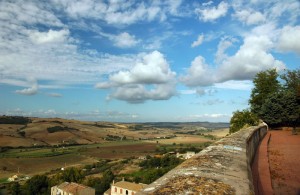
[250,69,300,132]
[281,69,300,133]
[249,69,281,117]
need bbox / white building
[176,151,196,159]
[7,175,18,182]
[104,179,147,195]
[51,182,95,195]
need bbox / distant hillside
[0,116,228,147]
[142,122,230,129]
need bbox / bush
[230,109,259,134]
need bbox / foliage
[86,170,114,195]
[249,69,280,116]
[229,109,259,134]
[61,167,84,183]
[9,182,21,195]
[121,155,182,184]
[0,116,31,124]
[47,126,78,133]
[281,69,300,97]
[140,155,182,169]
[248,68,300,129]
[23,174,49,195]
[260,90,299,128]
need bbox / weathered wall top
[137,124,268,195]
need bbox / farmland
[0,116,229,180]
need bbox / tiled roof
[58,182,93,194]
[113,181,147,192]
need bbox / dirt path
[268,130,300,195]
[252,131,273,195]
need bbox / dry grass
[146,135,211,145]
[204,128,229,138]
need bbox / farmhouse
[7,175,18,182]
[176,151,196,159]
[104,179,147,195]
[51,182,95,195]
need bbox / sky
[0,0,299,122]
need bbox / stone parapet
[137,124,268,195]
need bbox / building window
[115,187,117,192]
[126,190,128,195]
[120,188,123,194]
[132,192,135,195]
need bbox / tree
[24,174,49,195]
[281,69,300,98]
[97,170,114,195]
[61,167,84,183]
[9,182,21,195]
[260,90,299,133]
[249,69,280,116]
[230,109,259,134]
[249,69,300,133]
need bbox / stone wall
[137,124,268,195]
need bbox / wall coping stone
[137,124,268,195]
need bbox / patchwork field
[0,116,229,179]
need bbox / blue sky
[0,0,299,122]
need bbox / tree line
[230,69,300,134]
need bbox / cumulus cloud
[191,34,204,48]
[15,78,38,95]
[182,23,287,88]
[96,51,177,103]
[29,29,70,44]
[0,0,139,90]
[15,85,38,95]
[216,34,285,82]
[180,56,215,87]
[107,32,140,48]
[196,1,229,22]
[233,10,265,25]
[215,36,237,64]
[277,25,300,54]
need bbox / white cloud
[191,34,204,48]
[96,51,177,103]
[233,10,265,25]
[214,80,253,91]
[196,1,229,22]
[182,23,287,88]
[111,32,140,48]
[0,1,63,27]
[215,36,237,64]
[29,29,70,44]
[0,2,138,90]
[15,85,38,95]
[267,1,300,24]
[217,34,285,82]
[185,113,231,122]
[277,25,300,54]
[51,0,183,25]
[15,78,38,95]
[47,93,63,97]
[180,56,215,87]
[203,99,224,105]
[109,51,175,85]
[217,35,285,82]
[202,1,213,6]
